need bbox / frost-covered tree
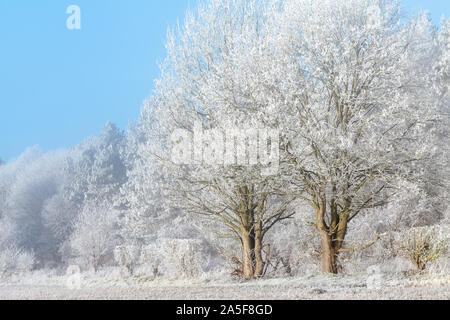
[0,245,35,277]
[69,201,119,271]
[436,19,450,97]
[41,190,79,263]
[0,147,68,266]
[119,102,168,246]
[154,0,446,275]
[257,0,443,273]
[64,123,127,209]
[53,123,128,266]
[434,18,450,224]
[120,100,224,276]
[0,124,128,271]
[153,0,297,279]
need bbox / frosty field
[0,273,448,300]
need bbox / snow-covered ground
[0,272,448,300]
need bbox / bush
[161,239,211,278]
[69,203,119,271]
[137,239,211,279]
[139,244,163,277]
[114,245,141,275]
[400,227,448,271]
[0,246,35,277]
[266,217,321,277]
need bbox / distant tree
[0,147,68,266]
[64,122,127,209]
[69,201,119,271]
[0,124,129,270]
[435,19,450,224]
[118,103,168,246]
[58,123,127,266]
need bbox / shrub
[400,227,448,271]
[0,246,35,277]
[138,239,209,278]
[160,239,210,278]
[69,203,119,271]
[139,244,163,277]
[114,245,141,275]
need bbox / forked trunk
[316,195,349,274]
[241,230,265,279]
[238,185,266,279]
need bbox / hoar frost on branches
[153,0,447,275]
[153,0,298,279]
[268,0,443,273]
[70,201,119,271]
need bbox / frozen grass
[0,271,448,300]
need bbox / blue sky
[0,0,448,162]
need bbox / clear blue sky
[0,0,448,162]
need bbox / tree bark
[316,196,342,274]
[254,223,264,278]
[241,232,255,279]
[320,231,338,274]
[237,185,267,279]
[240,231,265,279]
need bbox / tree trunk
[320,232,338,274]
[241,233,265,279]
[316,200,338,274]
[241,232,255,279]
[238,185,267,279]
[254,234,264,278]
[315,195,349,274]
